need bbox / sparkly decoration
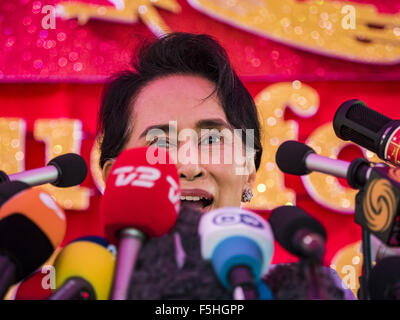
[187,0,400,64]
[57,0,181,37]
[330,241,362,297]
[302,123,380,213]
[90,137,105,194]
[245,81,319,210]
[0,118,26,175]
[34,119,90,211]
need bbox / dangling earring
[241,189,253,202]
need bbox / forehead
[130,74,227,134]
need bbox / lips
[180,189,214,212]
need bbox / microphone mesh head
[333,99,392,154]
[275,140,315,175]
[47,153,88,187]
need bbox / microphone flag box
[355,165,400,246]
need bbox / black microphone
[276,140,372,189]
[0,153,87,188]
[0,188,66,298]
[269,206,326,263]
[268,205,327,300]
[368,256,400,300]
[333,99,400,166]
[276,140,400,246]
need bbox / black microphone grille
[268,205,326,257]
[47,153,88,187]
[333,99,392,153]
[275,140,315,176]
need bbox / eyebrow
[139,118,233,139]
[195,119,233,131]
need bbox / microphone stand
[346,158,375,300]
[229,266,259,300]
[355,191,373,300]
[299,257,324,300]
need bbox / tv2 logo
[112,166,180,210]
[113,166,161,188]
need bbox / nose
[178,164,204,181]
[177,141,205,181]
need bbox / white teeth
[180,196,206,201]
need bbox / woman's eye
[201,133,222,145]
[150,137,169,148]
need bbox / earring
[241,189,253,202]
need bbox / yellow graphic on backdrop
[187,0,400,64]
[57,0,181,37]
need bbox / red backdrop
[2,0,400,298]
[2,81,400,266]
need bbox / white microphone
[198,207,274,300]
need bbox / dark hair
[97,32,262,170]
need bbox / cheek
[205,162,248,196]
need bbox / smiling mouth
[180,190,214,212]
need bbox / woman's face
[103,74,256,213]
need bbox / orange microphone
[0,188,66,299]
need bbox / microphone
[276,140,400,246]
[333,99,400,166]
[198,207,274,300]
[269,206,326,263]
[49,238,115,300]
[368,256,400,300]
[0,188,66,299]
[100,146,180,300]
[275,140,372,188]
[269,205,327,300]
[0,153,87,187]
[0,181,30,207]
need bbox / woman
[98,32,261,211]
[97,32,352,300]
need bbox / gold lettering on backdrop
[302,122,380,213]
[0,118,26,175]
[34,119,90,210]
[247,81,319,210]
[330,241,363,297]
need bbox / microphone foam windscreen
[100,146,180,244]
[0,181,30,207]
[54,240,115,300]
[0,188,66,249]
[275,140,315,175]
[368,256,400,300]
[0,214,54,282]
[268,206,326,257]
[47,153,88,187]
